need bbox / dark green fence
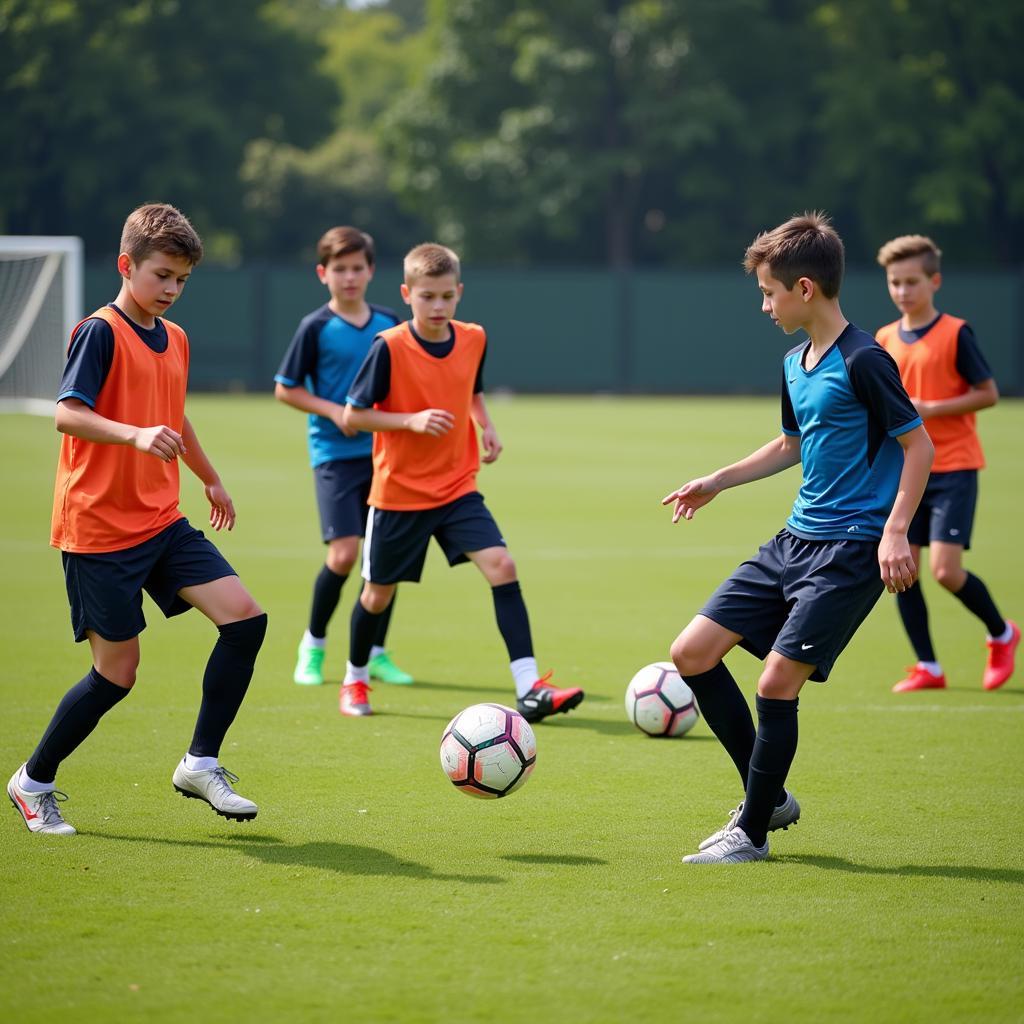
[85,264,1024,395]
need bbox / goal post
[0,236,83,415]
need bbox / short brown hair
[317,226,375,267]
[403,243,461,284]
[743,211,844,299]
[120,203,203,266]
[876,234,942,275]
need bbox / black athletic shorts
[700,528,884,681]
[312,456,374,542]
[907,469,978,550]
[361,491,505,585]
[61,518,236,642]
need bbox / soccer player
[7,203,267,835]
[274,227,413,709]
[341,243,584,722]
[664,212,933,864]
[876,234,1018,692]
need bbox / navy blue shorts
[61,518,236,643]
[361,492,506,584]
[313,457,374,542]
[700,529,884,682]
[907,470,977,550]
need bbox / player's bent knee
[220,612,268,655]
[361,586,395,615]
[670,636,714,678]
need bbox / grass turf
[1,395,1022,1024]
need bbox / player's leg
[10,632,138,835]
[445,493,583,721]
[295,535,359,685]
[342,582,396,715]
[892,542,947,691]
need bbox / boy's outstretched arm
[343,403,454,437]
[662,433,801,523]
[55,397,186,462]
[180,415,236,532]
[878,424,933,593]
[471,393,502,463]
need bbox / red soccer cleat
[516,671,584,723]
[984,620,1020,691]
[892,665,947,693]
[339,680,373,716]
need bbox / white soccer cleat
[172,761,257,821]
[7,765,76,835]
[683,827,769,864]
[697,790,800,851]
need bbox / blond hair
[120,203,203,266]
[403,243,461,284]
[743,211,844,298]
[876,234,942,275]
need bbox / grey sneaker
[683,827,769,864]
[172,761,257,821]
[697,790,800,851]
[7,765,76,835]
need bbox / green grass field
[2,396,1022,1024]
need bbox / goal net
[0,236,83,415]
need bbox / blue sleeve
[955,324,993,386]
[781,368,799,435]
[847,342,922,437]
[274,317,321,388]
[346,338,391,408]
[57,318,115,406]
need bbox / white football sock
[919,661,943,677]
[370,645,385,660]
[989,623,1014,644]
[511,657,540,698]
[18,767,55,793]
[184,754,218,772]
[303,630,326,648]
[344,662,369,684]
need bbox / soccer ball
[440,703,537,799]
[624,661,700,738]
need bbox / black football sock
[308,565,347,639]
[188,613,267,758]
[349,599,387,669]
[896,582,936,662]
[26,668,130,784]
[682,662,755,788]
[953,572,1006,638]
[492,581,534,661]
[372,591,396,648]
[737,695,799,848]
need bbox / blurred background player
[664,212,933,863]
[876,234,1018,692]
[342,243,584,721]
[7,203,267,835]
[275,226,413,703]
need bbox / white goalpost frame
[0,235,83,415]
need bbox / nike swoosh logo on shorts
[801,643,814,650]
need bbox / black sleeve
[274,317,320,388]
[56,318,115,407]
[474,340,486,394]
[780,369,798,435]
[955,324,994,386]
[346,337,391,407]
[847,343,922,436]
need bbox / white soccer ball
[624,661,700,737]
[440,703,537,799]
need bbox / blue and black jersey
[275,303,400,467]
[781,323,922,541]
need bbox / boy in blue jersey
[274,227,413,714]
[663,212,934,863]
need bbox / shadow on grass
[83,831,503,885]
[777,853,1024,884]
[548,714,718,740]
[501,853,607,866]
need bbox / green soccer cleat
[293,640,325,686]
[368,650,414,685]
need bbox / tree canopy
[2,0,1020,266]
